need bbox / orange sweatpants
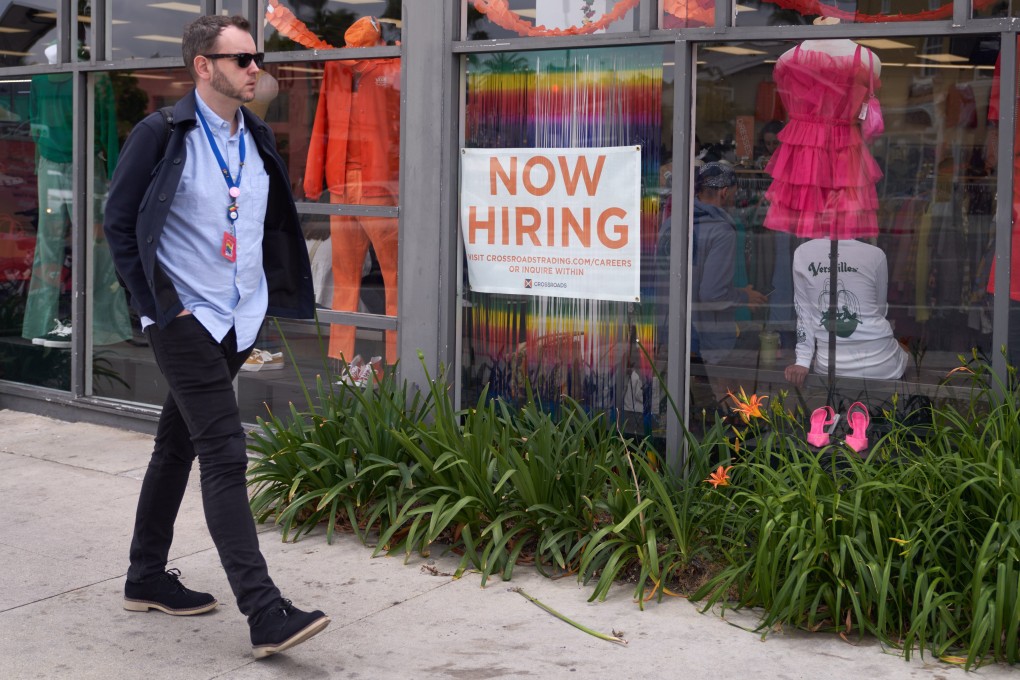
[328,178,398,363]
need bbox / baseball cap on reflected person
[695,161,737,190]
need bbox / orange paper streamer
[265,0,333,50]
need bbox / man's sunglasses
[202,52,264,69]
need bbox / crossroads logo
[525,279,568,290]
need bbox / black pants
[127,314,280,618]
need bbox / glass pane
[731,1,954,26]
[265,1,401,53]
[237,319,386,423]
[692,36,1000,415]
[91,58,399,406]
[0,73,62,386]
[662,2,713,29]
[975,0,1017,18]
[1,71,78,389]
[462,45,672,438]
[0,0,59,67]
[109,0,196,61]
[100,1,247,62]
[994,36,1020,370]
[274,58,401,205]
[465,0,639,40]
[89,71,134,398]
[88,66,190,402]
[78,2,93,62]
[302,214,398,365]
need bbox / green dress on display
[22,72,131,345]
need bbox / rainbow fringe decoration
[464,47,664,430]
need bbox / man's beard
[211,66,255,103]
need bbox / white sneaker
[242,349,284,372]
[337,355,381,387]
[32,319,72,348]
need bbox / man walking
[104,14,328,658]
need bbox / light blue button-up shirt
[146,92,269,350]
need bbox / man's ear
[193,55,212,82]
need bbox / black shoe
[123,568,218,616]
[250,598,330,659]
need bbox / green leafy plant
[247,348,1020,668]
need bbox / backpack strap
[158,105,175,155]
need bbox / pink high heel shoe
[844,402,870,453]
[807,405,838,447]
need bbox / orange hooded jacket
[303,17,400,202]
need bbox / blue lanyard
[195,106,245,206]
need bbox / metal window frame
[450,3,1020,462]
[2,0,1019,431]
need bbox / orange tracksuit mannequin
[304,16,400,362]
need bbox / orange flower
[705,465,733,488]
[727,388,768,423]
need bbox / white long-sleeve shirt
[792,239,908,380]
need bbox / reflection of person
[691,163,767,405]
[692,163,768,363]
[23,44,130,347]
[103,15,326,658]
[304,16,400,363]
[764,37,882,239]
[754,119,783,169]
[785,239,908,387]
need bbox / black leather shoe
[250,598,330,659]
[123,568,218,615]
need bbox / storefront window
[0,0,59,67]
[661,0,714,29]
[107,0,217,61]
[0,73,59,386]
[107,1,188,60]
[86,66,187,401]
[273,52,401,368]
[90,56,400,413]
[731,1,959,26]
[462,45,672,437]
[465,0,640,40]
[77,1,93,62]
[975,0,1020,18]
[265,0,401,52]
[691,35,1000,417]
[990,36,1020,371]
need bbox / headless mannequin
[304,16,400,364]
[23,44,130,345]
[243,71,279,119]
[772,21,886,386]
[777,18,882,78]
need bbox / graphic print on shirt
[818,277,861,338]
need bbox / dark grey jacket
[692,199,748,363]
[103,89,314,328]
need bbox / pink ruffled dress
[764,43,882,239]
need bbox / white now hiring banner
[460,146,642,302]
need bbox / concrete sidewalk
[0,408,1013,680]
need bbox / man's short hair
[182,15,251,78]
[695,161,737,192]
